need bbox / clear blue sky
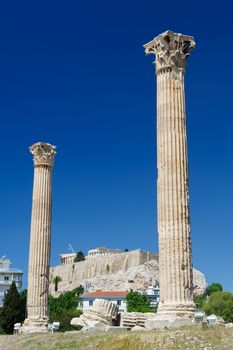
[0,0,232,291]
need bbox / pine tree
[0,281,23,334]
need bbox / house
[144,286,160,308]
[79,291,128,312]
[0,257,23,307]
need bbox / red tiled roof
[81,291,128,298]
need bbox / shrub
[126,291,152,313]
[48,289,82,331]
[203,291,233,323]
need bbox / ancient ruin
[49,248,206,296]
[143,30,196,327]
[71,299,119,331]
[22,142,56,333]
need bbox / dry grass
[0,326,233,350]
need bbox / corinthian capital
[144,30,195,73]
[29,142,56,167]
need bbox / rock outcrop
[50,250,207,295]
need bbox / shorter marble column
[22,142,56,333]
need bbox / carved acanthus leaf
[30,142,56,167]
[144,30,195,72]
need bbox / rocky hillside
[50,258,207,295]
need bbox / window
[89,300,93,306]
[4,276,9,281]
[117,300,121,306]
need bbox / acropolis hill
[49,248,207,295]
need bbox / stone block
[105,326,128,332]
[145,316,193,329]
[131,325,146,331]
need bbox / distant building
[0,257,23,307]
[86,247,123,259]
[79,287,160,313]
[60,253,77,265]
[79,291,128,312]
[144,286,160,308]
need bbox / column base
[21,318,49,333]
[145,302,196,329]
[157,301,196,316]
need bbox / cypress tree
[0,281,22,334]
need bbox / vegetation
[205,282,223,296]
[194,282,233,323]
[203,291,233,323]
[48,288,83,332]
[194,282,224,309]
[52,276,62,292]
[106,264,110,274]
[126,291,152,312]
[74,251,85,262]
[76,285,84,297]
[1,326,233,350]
[0,282,25,334]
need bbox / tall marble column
[144,31,196,324]
[23,142,56,333]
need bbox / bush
[203,291,233,323]
[126,291,152,313]
[48,289,82,332]
[194,293,206,309]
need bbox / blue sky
[0,0,232,291]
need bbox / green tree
[19,289,27,321]
[53,276,62,292]
[194,293,206,309]
[126,291,152,313]
[48,289,82,332]
[74,251,85,262]
[76,285,84,298]
[0,282,23,334]
[205,282,223,296]
[203,291,233,323]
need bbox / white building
[79,287,160,313]
[60,253,77,265]
[0,257,23,307]
[144,286,160,308]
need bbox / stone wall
[50,250,157,290]
[49,250,207,296]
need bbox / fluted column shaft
[144,30,196,316]
[25,142,56,328]
[157,68,193,310]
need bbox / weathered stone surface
[50,250,157,294]
[81,326,104,333]
[131,325,147,331]
[22,142,56,333]
[225,323,233,328]
[144,30,196,318]
[105,326,128,333]
[145,316,193,329]
[120,312,156,329]
[71,299,118,330]
[50,258,206,296]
